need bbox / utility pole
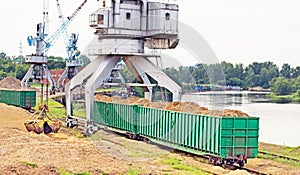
[19,40,23,64]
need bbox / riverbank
[267,92,300,103]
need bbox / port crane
[21,0,88,93]
[55,0,83,90]
[66,0,182,134]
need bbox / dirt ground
[1,102,300,174]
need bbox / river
[181,91,300,147]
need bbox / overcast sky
[0,0,299,67]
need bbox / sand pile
[94,95,250,117]
[0,103,30,131]
[0,76,21,89]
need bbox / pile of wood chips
[0,76,21,89]
[94,94,250,117]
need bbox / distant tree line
[0,52,90,81]
[122,61,300,96]
[1,51,299,96]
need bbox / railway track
[65,120,270,174]
[259,151,300,163]
[172,150,268,175]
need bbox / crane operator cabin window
[126,12,131,20]
[166,13,170,20]
[98,14,104,24]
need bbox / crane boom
[44,0,88,53]
[56,0,69,47]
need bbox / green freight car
[0,89,36,110]
[92,101,259,167]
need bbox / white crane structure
[56,0,83,90]
[21,0,87,93]
[65,0,182,124]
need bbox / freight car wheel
[208,157,215,165]
[222,159,228,168]
[238,160,245,167]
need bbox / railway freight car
[0,89,36,110]
[92,101,259,167]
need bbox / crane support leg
[21,64,35,88]
[57,69,68,89]
[21,64,56,93]
[126,56,182,101]
[84,56,120,121]
[65,57,104,116]
[123,57,153,100]
[43,65,56,93]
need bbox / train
[92,101,259,167]
[0,88,259,167]
[0,89,36,110]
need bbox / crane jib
[43,0,88,53]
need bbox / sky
[0,0,299,67]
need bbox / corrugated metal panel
[220,117,259,158]
[0,89,36,108]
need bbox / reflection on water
[182,91,300,147]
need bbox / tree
[206,63,225,85]
[0,70,7,80]
[47,60,65,70]
[178,66,193,84]
[192,64,209,84]
[163,67,182,86]
[271,77,294,95]
[245,61,279,88]
[120,66,135,83]
[221,61,235,80]
[280,63,291,78]
[234,63,246,80]
[228,78,243,86]
[291,66,300,78]
[15,64,30,80]
[78,54,91,66]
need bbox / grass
[76,133,85,138]
[266,93,292,103]
[127,167,144,175]
[58,169,91,175]
[161,156,210,175]
[267,92,300,103]
[58,168,109,175]
[33,98,67,119]
[47,98,66,118]
[20,161,36,168]
[259,142,300,167]
[260,142,300,159]
[72,102,86,119]
[95,87,119,92]
[29,83,41,88]
[258,153,300,167]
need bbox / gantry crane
[55,0,83,90]
[21,0,88,93]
